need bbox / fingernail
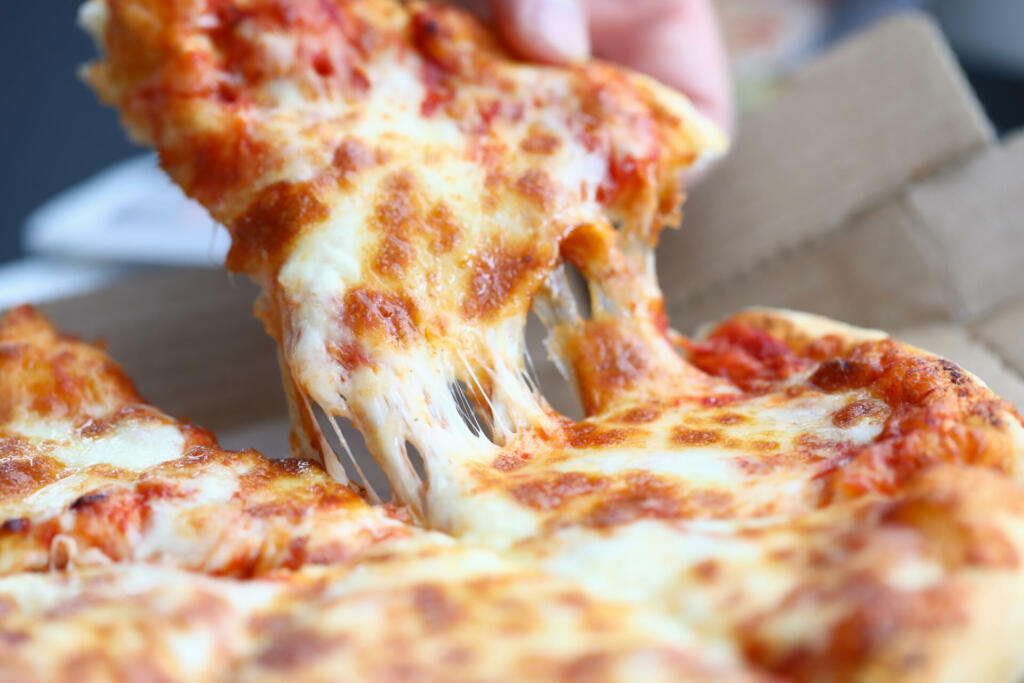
[524,0,590,62]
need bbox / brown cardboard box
[33,11,1024,459]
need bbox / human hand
[485,0,734,134]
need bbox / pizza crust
[695,306,889,349]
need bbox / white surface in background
[8,155,229,308]
[0,257,133,310]
[23,154,229,267]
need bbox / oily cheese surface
[3,304,1023,683]
[424,307,1024,545]
[513,464,1024,682]
[479,309,1024,681]
[78,0,1024,681]
[0,306,755,682]
[0,306,413,577]
[0,557,750,683]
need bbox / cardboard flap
[667,199,952,333]
[905,132,1024,321]
[660,13,992,312]
[974,299,1024,384]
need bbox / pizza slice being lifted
[80,0,728,513]
[80,0,1024,680]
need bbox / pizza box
[32,11,1024,467]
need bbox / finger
[587,0,734,134]
[490,0,590,64]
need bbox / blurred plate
[23,154,229,267]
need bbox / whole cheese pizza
[1,0,1020,680]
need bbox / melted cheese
[0,309,425,576]
[9,415,187,471]
[80,1,1024,680]
[0,545,753,682]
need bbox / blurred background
[1,0,1022,304]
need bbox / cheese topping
[8,416,187,471]
[78,0,1024,680]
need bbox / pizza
[1,561,761,682]
[0,306,752,681]
[0,304,413,576]
[79,0,726,506]
[0,560,754,682]
[509,310,1024,680]
[30,0,1024,679]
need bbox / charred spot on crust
[342,288,419,347]
[179,123,274,212]
[567,322,651,416]
[425,203,461,253]
[412,583,464,631]
[514,169,557,211]
[332,137,379,184]
[938,359,968,386]
[373,233,414,278]
[254,630,339,671]
[612,406,661,424]
[672,428,720,446]
[520,129,561,155]
[509,472,607,510]
[0,518,29,534]
[70,491,110,510]
[810,359,878,393]
[0,454,63,502]
[371,171,421,277]
[491,452,530,472]
[970,400,1008,429]
[583,473,724,527]
[462,243,543,320]
[565,423,633,448]
[228,180,328,274]
[832,399,887,428]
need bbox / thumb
[491,0,590,64]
